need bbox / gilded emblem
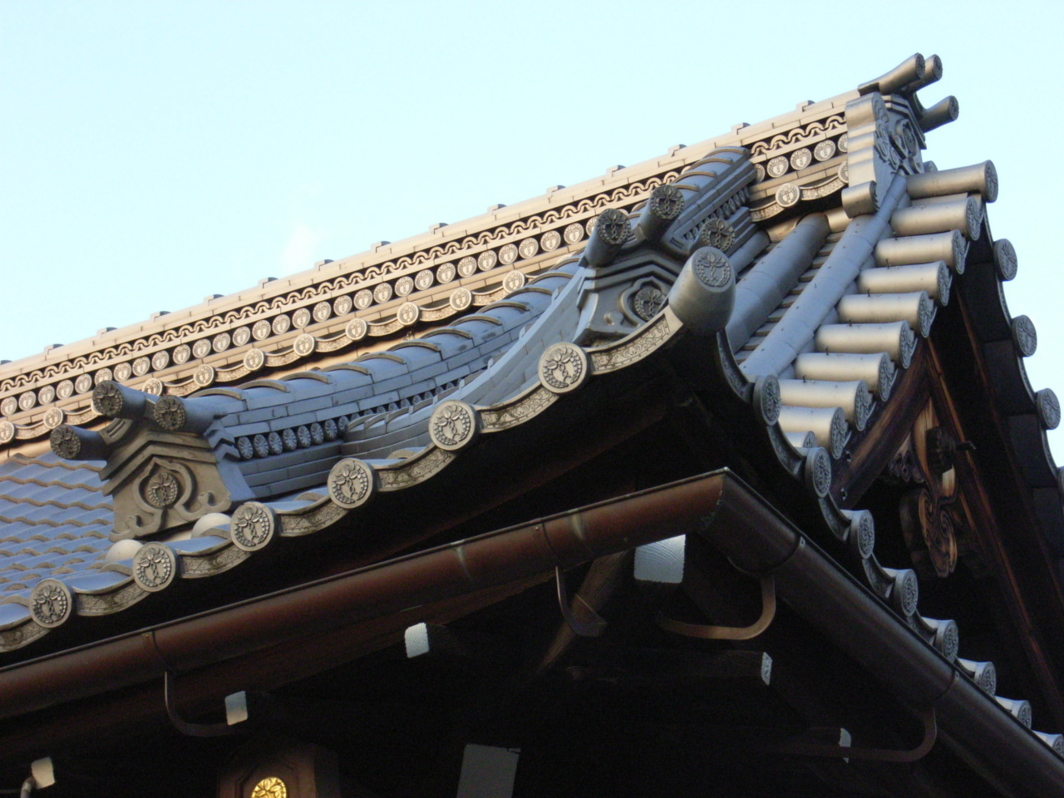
[251,777,287,798]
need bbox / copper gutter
[1,469,1062,794]
[0,471,728,721]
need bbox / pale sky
[2,0,1062,454]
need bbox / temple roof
[2,53,1063,776]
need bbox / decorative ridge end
[859,53,926,96]
[50,424,110,461]
[92,380,151,420]
[667,246,735,335]
[583,208,631,268]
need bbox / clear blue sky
[2,1,1062,453]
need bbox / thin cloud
[277,222,322,275]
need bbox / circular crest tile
[691,247,732,288]
[57,380,74,399]
[293,308,311,328]
[333,295,353,316]
[754,375,781,426]
[237,437,254,460]
[75,374,94,394]
[133,542,177,592]
[346,318,369,341]
[631,285,666,321]
[518,238,539,260]
[0,420,14,444]
[437,262,457,283]
[114,362,134,381]
[230,502,276,552]
[838,163,849,184]
[232,327,251,347]
[244,348,266,371]
[152,351,170,371]
[354,289,373,309]
[38,384,55,404]
[313,301,332,323]
[194,364,215,387]
[838,133,849,153]
[133,356,151,376]
[1012,315,1037,357]
[30,579,73,628]
[699,218,735,252]
[539,343,590,394]
[328,458,377,509]
[17,392,35,412]
[294,333,316,357]
[499,243,518,265]
[754,164,766,182]
[252,320,272,340]
[397,302,420,326]
[994,239,1017,282]
[272,314,291,335]
[450,288,473,311]
[789,148,812,171]
[374,283,393,304]
[94,368,113,386]
[478,250,497,271]
[541,230,561,251]
[43,407,65,430]
[213,332,231,352]
[775,183,800,208]
[814,140,837,161]
[563,223,584,244]
[192,339,212,359]
[144,378,164,396]
[430,400,480,451]
[805,447,832,498]
[767,155,789,178]
[457,257,477,277]
[395,276,414,296]
[0,397,16,417]
[503,271,526,294]
[415,269,434,290]
[1038,388,1061,431]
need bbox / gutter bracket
[778,705,937,763]
[555,566,607,637]
[656,575,776,640]
[164,670,242,738]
